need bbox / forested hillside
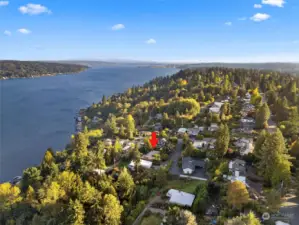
[1,67,299,225]
[0,61,88,79]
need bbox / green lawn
[140,215,162,225]
[164,179,202,194]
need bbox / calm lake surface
[0,67,178,182]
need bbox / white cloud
[225,21,232,26]
[262,0,285,7]
[254,4,263,8]
[111,24,125,30]
[250,13,270,22]
[238,17,247,21]
[18,28,31,34]
[146,38,156,44]
[0,1,9,6]
[4,30,11,36]
[19,3,51,15]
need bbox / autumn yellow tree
[0,183,22,211]
[227,181,249,209]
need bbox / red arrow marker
[150,132,158,148]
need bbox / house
[241,103,255,116]
[234,138,254,155]
[92,116,99,123]
[123,144,132,152]
[104,139,113,146]
[155,113,163,120]
[143,151,160,161]
[209,102,224,114]
[208,123,219,132]
[10,176,22,185]
[229,159,246,174]
[205,205,219,216]
[128,159,152,171]
[193,138,216,150]
[182,157,205,174]
[166,189,195,207]
[187,127,204,136]
[93,169,106,175]
[178,128,188,134]
[240,117,255,128]
[158,138,167,147]
[139,131,152,137]
[224,159,247,185]
[154,123,163,131]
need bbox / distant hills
[175,62,299,74]
[57,60,299,75]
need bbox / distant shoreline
[0,69,88,81]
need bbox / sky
[0,0,299,62]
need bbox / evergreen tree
[117,168,135,199]
[254,130,267,158]
[290,139,299,159]
[119,124,126,138]
[258,129,292,186]
[102,194,124,225]
[66,199,85,225]
[255,103,270,129]
[215,124,230,157]
[73,132,89,158]
[105,114,118,136]
[102,95,106,105]
[126,114,136,139]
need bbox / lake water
[0,67,178,182]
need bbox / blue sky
[1,0,298,62]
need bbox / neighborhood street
[169,139,183,175]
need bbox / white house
[208,123,219,132]
[123,144,132,152]
[209,102,224,114]
[234,138,254,155]
[166,189,195,207]
[128,159,152,171]
[193,138,216,150]
[93,169,106,175]
[104,139,113,146]
[178,128,188,134]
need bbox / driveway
[169,139,183,175]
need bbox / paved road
[169,139,183,175]
[280,195,299,225]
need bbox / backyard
[140,214,162,225]
[164,179,202,194]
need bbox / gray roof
[182,157,205,170]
